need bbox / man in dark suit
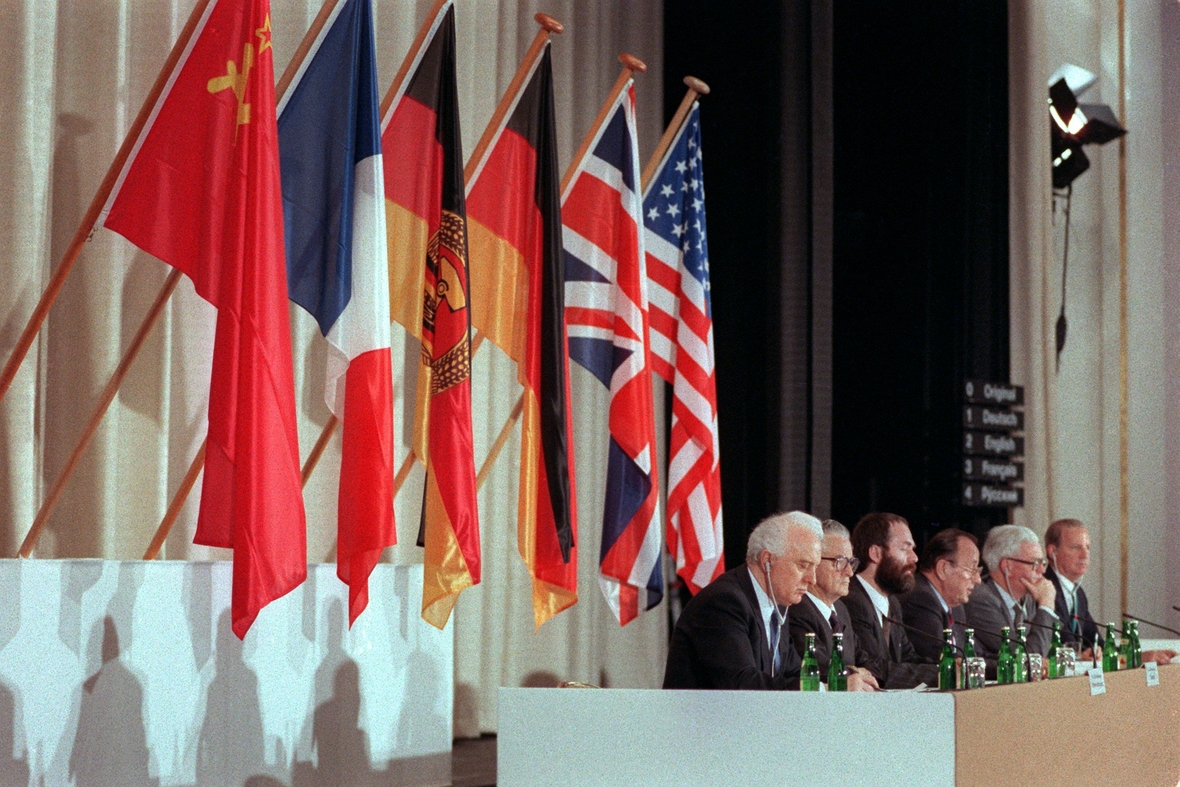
[964,525,1058,658]
[788,519,877,690]
[844,513,939,689]
[900,528,981,663]
[1044,518,1176,664]
[663,511,822,689]
[1044,518,1097,651]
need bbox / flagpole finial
[619,53,647,73]
[684,76,710,95]
[535,13,564,34]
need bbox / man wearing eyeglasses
[900,528,981,663]
[787,519,878,690]
[964,524,1057,659]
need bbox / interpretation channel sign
[962,380,1024,509]
[963,456,1023,483]
[962,431,1023,457]
[962,482,1024,508]
[964,379,1023,406]
[963,405,1024,432]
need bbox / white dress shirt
[856,575,890,627]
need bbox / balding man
[900,528,981,663]
[663,511,822,690]
[964,525,1057,659]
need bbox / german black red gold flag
[382,3,480,629]
[467,45,578,628]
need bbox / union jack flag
[643,105,724,593]
[563,84,663,624]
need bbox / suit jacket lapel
[737,567,773,671]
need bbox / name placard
[1146,662,1160,687]
[1089,667,1106,696]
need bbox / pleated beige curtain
[0,0,665,738]
[1008,1,1178,630]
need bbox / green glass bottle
[1094,624,1106,668]
[1013,625,1028,683]
[1103,623,1120,672]
[828,631,847,691]
[1129,621,1142,669]
[997,626,1016,684]
[801,632,821,691]
[1118,624,1132,670]
[1047,620,1063,679]
[938,628,957,691]
[961,628,977,689]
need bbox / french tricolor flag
[278,0,395,624]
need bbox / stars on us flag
[642,117,710,305]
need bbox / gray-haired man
[964,524,1058,659]
[663,511,822,690]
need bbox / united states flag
[643,104,724,594]
[563,84,663,624]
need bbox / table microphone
[950,617,1022,647]
[882,616,966,656]
[948,616,1040,677]
[1123,612,1180,638]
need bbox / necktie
[829,610,841,634]
[1013,603,1025,631]
[769,609,782,674]
[881,615,892,649]
[1068,590,1080,633]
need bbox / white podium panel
[498,688,955,787]
[0,560,452,787]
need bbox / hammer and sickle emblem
[207,41,256,132]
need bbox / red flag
[102,0,306,638]
[467,46,578,628]
[382,4,481,629]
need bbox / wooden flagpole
[472,52,645,492]
[299,12,566,496]
[0,0,213,407]
[464,13,565,183]
[639,76,710,193]
[19,269,183,557]
[139,0,350,559]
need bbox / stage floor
[453,735,496,787]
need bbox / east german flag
[466,45,578,628]
[382,3,481,629]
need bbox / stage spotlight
[1046,66,1125,189]
[1047,63,1126,367]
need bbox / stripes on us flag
[563,84,663,625]
[642,104,724,594]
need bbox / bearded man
[844,512,939,689]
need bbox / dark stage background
[663,1,1011,571]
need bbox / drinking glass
[1059,646,1077,677]
[966,657,986,689]
[1026,652,1044,681]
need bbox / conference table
[498,663,1180,786]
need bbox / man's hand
[1078,647,1094,661]
[846,671,876,692]
[853,666,880,689]
[1143,649,1178,665]
[1021,575,1056,608]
